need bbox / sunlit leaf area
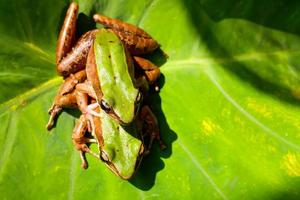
[1,0,300,199]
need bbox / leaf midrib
[2,46,300,113]
[164,49,300,68]
[0,77,61,115]
[2,49,300,151]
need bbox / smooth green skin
[1,0,300,199]
[94,29,139,124]
[98,109,142,179]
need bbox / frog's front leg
[139,106,166,152]
[72,115,99,169]
[47,90,77,130]
[60,70,87,95]
[47,70,86,130]
[75,83,100,132]
[76,82,98,100]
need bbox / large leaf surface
[1,0,300,199]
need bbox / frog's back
[90,29,139,124]
[98,110,143,179]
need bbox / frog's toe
[86,103,101,117]
[46,106,62,130]
[79,152,89,169]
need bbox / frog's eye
[100,100,112,112]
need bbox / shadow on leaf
[129,73,178,190]
[181,0,300,106]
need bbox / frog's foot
[83,103,101,134]
[46,105,62,130]
[140,106,166,151]
[72,115,100,169]
[145,131,166,152]
[79,152,88,169]
[135,76,149,93]
[86,103,101,117]
[78,146,100,169]
[154,134,166,150]
[47,91,77,130]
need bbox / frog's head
[95,110,144,180]
[86,29,141,124]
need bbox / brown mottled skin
[85,42,102,102]
[57,30,99,77]
[59,70,87,95]
[56,2,78,65]
[134,56,161,84]
[47,2,165,171]
[93,14,160,55]
[93,14,152,38]
[55,9,160,79]
[46,69,86,130]
[91,104,104,148]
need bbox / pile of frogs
[46,2,165,180]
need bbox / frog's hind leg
[56,2,78,65]
[93,14,159,55]
[133,56,160,84]
[133,56,160,91]
[139,106,166,152]
[57,30,98,77]
[47,70,86,130]
[72,115,99,169]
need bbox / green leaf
[1,0,300,199]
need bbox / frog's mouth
[99,144,145,180]
[98,106,126,125]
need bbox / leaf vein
[164,49,300,68]
[0,77,61,115]
[0,112,18,184]
[204,67,300,151]
[68,149,78,200]
[178,141,228,200]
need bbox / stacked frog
[46,2,165,180]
